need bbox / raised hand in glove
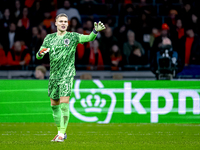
[94,21,106,32]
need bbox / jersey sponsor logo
[64,38,70,47]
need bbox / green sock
[51,105,61,132]
[60,103,70,134]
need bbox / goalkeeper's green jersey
[36,31,97,79]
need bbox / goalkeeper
[36,13,105,142]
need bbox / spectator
[68,17,81,32]
[191,12,200,36]
[179,27,200,67]
[19,7,30,30]
[88,40,104,70]
[83,19,93,35]
[112,73,123,79]
[175,18,185,39]
[123,30,145,65]
[0,8,12,33]
[1,22,22,54]
[56,0,81,23]
[29,26,42,65]
[34,65,47,79]
[119,3,136,26]
[129,47,146,65]
[7,41,31,66]
[180,2,192,24]
[75,27,87,65]
[76,42,85,65]
[40,29,47,41]
[166,9,178,29]
[16,19,29,45]
[113,17,134,49]
[110,44,122,70]
[105,16,116,28]
[42,10,55,33]
[98,27,118,65]
[49,0,58,19]
[76,28,85,62]
[77,27,84,34]
[12,0,22,24]
[135,11,152,52]
[170,18,185,50]
[149,27,160,48]
[151,23,172,58]
[39,28,50,67]
[30,26,41,50]
[30,1,44,26]
[0,44,7,66]
[80,73,92,80]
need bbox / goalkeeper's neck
[57,30,67,36]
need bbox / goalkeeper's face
[55,16,68,32]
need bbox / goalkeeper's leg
[59,96,70,141]
[53,97,70,142]
[51,98,61,133]
[55,78,73,142]
[49,80,66,142]
[50,98,68,142]
[49,80,61,135]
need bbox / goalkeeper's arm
[79,21,106,43]
[36,48,50,60]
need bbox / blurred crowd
[0,0,200,73]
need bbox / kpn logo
[70,80,116,123]
[70,80,200,123]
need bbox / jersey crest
[64,38,70,47]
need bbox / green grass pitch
[0,123,200,150]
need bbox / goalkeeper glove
[38,48,50,57]
[94,21,106,32]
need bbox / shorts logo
[64,38,70,47]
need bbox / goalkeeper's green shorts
[48,77,74,100]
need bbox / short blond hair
[56,13,68,21]
[35,65,47,75]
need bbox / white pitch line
[1,133,200,136]
[0,101,49,104]
[0,108,199,116]
[0,113,52,116]
[1,89,200,93]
